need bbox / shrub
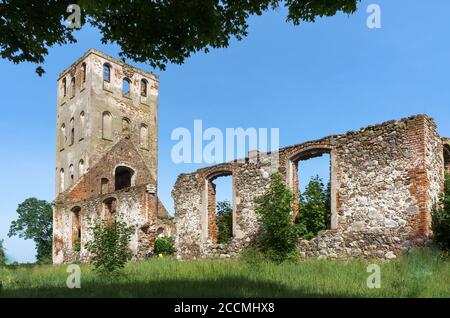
[216,201,233,244]
[432,172,450,251]
[254,173,299,263]
[86,220,134,275]
[154,236,174,256]
[295,176,330,240]
[73,239,81,253]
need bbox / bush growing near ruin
[217,201,233,244]
[432,172,450,251]
[296,176,331,240]
[86,220,134,275]
[254,173,299,263]
[154,236,174,256]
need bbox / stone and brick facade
[173,115,448,260]
[53,49,173,264]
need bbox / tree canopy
[0,0,361,75]
[8,198,53,264]
[296,175,330,240]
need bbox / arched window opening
[140,79,148,97]
[122,78,131,97]
[60,124,66,150]
[101,178,109,194]
[206,171,234,244]
[122,118,131,139]
[139,124,148,149]
[60,168,65,192]
[79,111,85,141]
[289,148,334,233]
[444,144,450,173]
[71,206,81,251]
[70,77,75,98]
[62,78,67,97]
[103,198,117,223]
[102,111,113,140]
[70,117,75,145]
[78,159,84,176]
[69,164,74,184]
[103,63,111,82]
[115,166,135,191]
[81,63,86,85]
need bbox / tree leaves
[0,0,360,74]
[254,173,298,262]
[7,198,53,263]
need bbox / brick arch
[286,143,337,229]
[70,206,82,251]
[444,144,450,173]
[202,168,235,243]
[113,163,137,190]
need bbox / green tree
[296,175,330,240]
[86,220,134,275]
[432,172,450,251]
[0,239,7,265]
[254,173,298,263]
[154,236,175,256]
[8,198,53,264]
[217,200,233,244]
[0,0,361,75]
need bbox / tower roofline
[57,48,159,82]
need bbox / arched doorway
[287,146,336,230]
[114,166,135,191]
[203,170,234,243]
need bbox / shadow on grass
[0,276,362,298]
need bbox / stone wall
[173,115,445,260]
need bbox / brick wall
[173,115,444,260]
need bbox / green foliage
[296,176,330,240]
[0,0,360,74]
[216,201,233,244]
[86,220,134,275]
[432,173,450,251]
[0,239,7,266]
[73,239,81,253]
[1,248,450,297]
[8,198,53,264]
[154,237,174,256]
[254,173,299,263]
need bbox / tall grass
[1,248,449,298]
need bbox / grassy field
[1,249,449,298]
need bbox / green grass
[1,248,449,298]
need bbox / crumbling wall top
[57,48,159,82]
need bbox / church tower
[55,49,158,194]
[53,49,172,264]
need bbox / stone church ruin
[173,115,448,260]
[52,50,449,263]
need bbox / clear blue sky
[1,0,449,263]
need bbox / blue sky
[1,0,450,263]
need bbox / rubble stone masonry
[173,115,446,260]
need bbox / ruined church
[53,50,450,263]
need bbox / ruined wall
[173,115,444,260]
[54,185,156,263]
